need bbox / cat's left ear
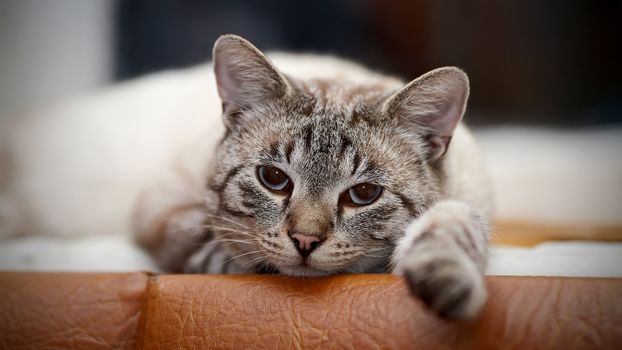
[213,34,292,130]
[382,67,469,161]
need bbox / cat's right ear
[213,34,291,131]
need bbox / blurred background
[1,0,621,125]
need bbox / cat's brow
[258,144,283,163]
[284,141,295,163]
[269,142,280,159]
[350,152,361,175]
[337,134,352,160]
[360,158,379,174]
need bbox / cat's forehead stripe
[292,79,396,126]
[303,124,314,152]
[300,78,397,108]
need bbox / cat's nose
[290,233,322,258]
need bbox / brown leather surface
[1,273,621,349]
[138,274,622,350]
[0,272,149,350]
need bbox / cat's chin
[277,264,337,277]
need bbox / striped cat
[135,35,492,320]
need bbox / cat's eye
[342,183,382,206]
[257,166,292,193]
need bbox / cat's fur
[0,35,492,319]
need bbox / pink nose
[290,233,322,257]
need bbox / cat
[0,34,492,320]
[133,35,493,320]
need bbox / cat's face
[204,35,468,276]
[209,97,438,276]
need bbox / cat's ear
[382,67,469,161]
[213,34,291,130]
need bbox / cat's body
[1,35,492,319]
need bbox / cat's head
[204,35,469,276]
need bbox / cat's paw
[392,200,488,319]
[401,244,486,320]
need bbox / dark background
[115,0,622,126]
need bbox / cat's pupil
[257,166,291,192]
[347,183,382,206]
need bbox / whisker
[203,213,251,229]
[163,227,253,247]
[186,239,252,254]
[203,226,254,236]
[245,255,269,269]
[166,225,207,234]
[197,235,259,252]
[212,238,256,246]
[213,229,252,236]
[258,244,289,258]
[153,230,257,250]
[159,219,253,236]
[361,246,393,255]
[220,250,265,267]
[251,257,279,274]
[246,255,267,264]
[214,249,266,273]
